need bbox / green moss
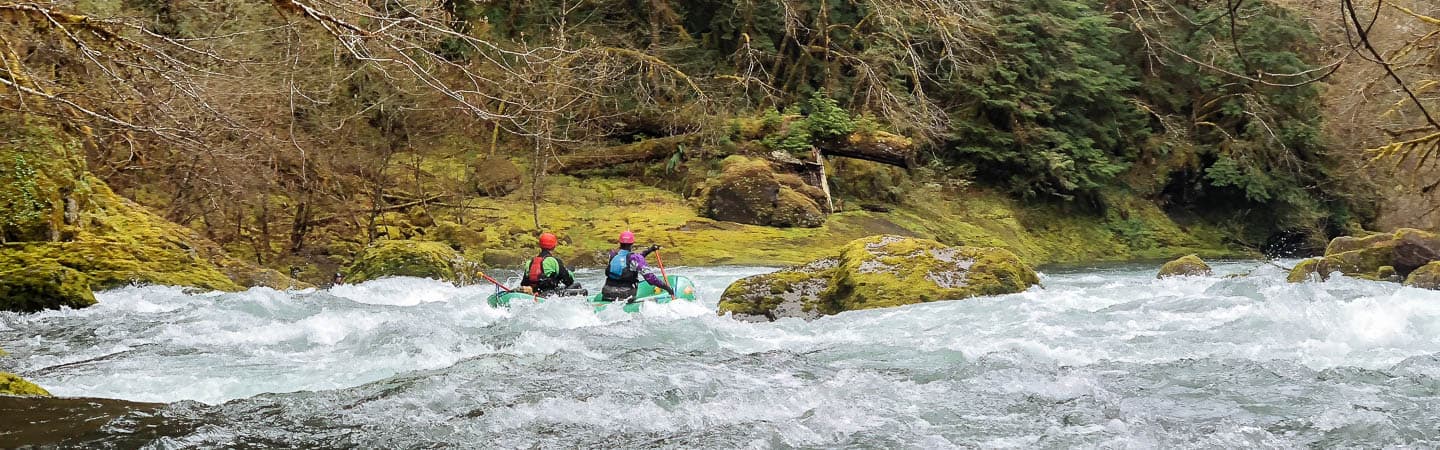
[0,262,96,313]
[1325,233,1391,256]
[0,372,51,397]
[346,239,465,283]
[0,117,91,243]
[0,118,294,291]
[1287,258,1322,282]
[1157,254,1212,278]
[720,236,1039,320]
[1404,261,1440,289]
[822,235,1038,312]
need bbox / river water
[3,261,1440,448]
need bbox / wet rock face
[1157,254,1213,278]
[0,262,96,313]
[1288,228,1440,284]
[718,235,1039,321]
[700,156,825,228]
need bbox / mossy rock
[0,262,96,313]
[700,156,824,228]
[718,235,1038,321]
[1324,233,1392,256]
[1287,243,1398,282]
[0,117,91,243]
[1157,254,1212,278]
[1392,228,1440,273]
[345,239,463,283]
[0,372,51,397]
[473,156,522,197]
[1404,261,1440,289]
[717,257,837,322]
[824,235,1038,312]
[1286,258,1322,283]
[481,248,527,269]
[0,118,290,291]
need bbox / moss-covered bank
[0,118,301,312]
[417,173,1252,270]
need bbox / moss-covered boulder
[718,235,1038,321]
[1284,229,1440,283]
[1324,233,1392,256]
[1393,228,1440,273]
[1404,261,1440,289]
[1157,254,1212,278]
[0,372,51,397]
[716,257,839,322]
[700,156,825,228]
[345,239,464,283]
[0,262,96,312]
[473,156,522,197]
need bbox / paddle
[476,271,512,292]
[654,247,672,299]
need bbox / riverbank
[395,173,1254,270]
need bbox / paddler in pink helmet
[600,230,675,303]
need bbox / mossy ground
[375,169,1252,271]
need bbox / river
[3,261,1440,448]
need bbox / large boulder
[1393,228,1440,273]
[473,156,522,197]
[1404,261,1440,289]
[345,240,464,283]
[718,235,1038,321]
[1157,254,1212,278]
[700,156,825,228]
[1287,228,1440,283]
[0,262,96,313]
[0,372,51,397]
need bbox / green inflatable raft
[485,275,698,313]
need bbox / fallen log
[549,134,701,174]
[818,129,915,169]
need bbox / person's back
[520,233,577,296]
[601,231,673,302]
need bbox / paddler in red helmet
[518,232,580,297]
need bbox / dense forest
[1,0,1437,284]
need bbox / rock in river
[718,235,1039,321]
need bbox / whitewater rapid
[3,262,1440,447]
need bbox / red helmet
[618,230,635,244]
[539,232,558,250]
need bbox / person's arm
[633,253,674,295]
[555,258,575,286]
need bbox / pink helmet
[618,230,635,244]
